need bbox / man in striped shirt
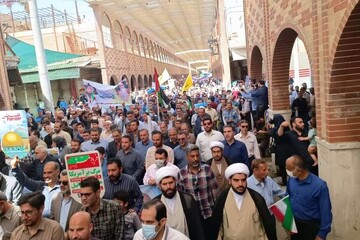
[102,158,143,213]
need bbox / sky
[0,0,94,22]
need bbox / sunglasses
[59,181,69,186]
[241,126,249,128]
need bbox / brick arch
[149,75,153,86]
[130,75,137,92]
[250,45,264,81]
[327,1,360,143]
[137,75,144,89]
[109,75,118,86]
[144,75,149,88]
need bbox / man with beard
[103,158,143,213]
[164,128,179,149]
[51,170,82,231]
[196,117,224,163]
[81,128,108,152]
[135,129,154,157]
[11,159,60,218]
[70,139,82,153]
[79,177,124,240]
[108,129,123,159]
[177,144,218,239]
[173,132,190,169]
[207,141,229,193]
[154,166,205,240]
[211,163,277,240]
[52,122,72,144]
[11,192,64,240]
[145,131,174,169]
[278,117,315,171]
[116,135,144,184]
[222,125,249,167]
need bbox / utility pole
[75,0,81,24]
[28,0,55,112]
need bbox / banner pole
[156,93,160,122]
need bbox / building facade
[244,0,360,239]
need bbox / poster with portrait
[82,79,131,107]
[65,151,105,203]
[0,110,29,159]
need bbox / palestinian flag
[154,68,170,107]
[269,196,298,233]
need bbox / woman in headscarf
[270,114,292,186]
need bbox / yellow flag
[182,74,193,92]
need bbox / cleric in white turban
[155,166,178,185]
[211,163,277,240]
[209,141,224,150]
[224,163,250,180]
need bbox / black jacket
[210,187,277,240]
[155,191,205,240]
[108,141,120,159]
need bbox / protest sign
[0,110,29,159]
[65,151,104,203]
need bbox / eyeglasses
[18,210,34,217]
[59,181,68,186]
[178,138,186,141]
[203,123,212,126]
[78,192,94,198]
[241,126,249,128]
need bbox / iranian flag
[269,196,298,233]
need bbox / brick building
[244,0,360,239]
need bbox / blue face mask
[142,223,159,240]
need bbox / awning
[21,68,80,84]
[231,48,247,61]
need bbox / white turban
[225,163,250,180]
[155,166,178,185]
[209,141,224,150]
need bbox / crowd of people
[0,78,332,240]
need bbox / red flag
[154,68,160,92]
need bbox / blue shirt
[173,145,188,169]
[247,175,286,207]
[222,140,249,166]
[241,90,258,111]
[287,173,332,239]
[81,139,109,152]
[135,140,154,157]
[59,198,72,230]
[103,174,144,213]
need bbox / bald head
[68,211,93,240]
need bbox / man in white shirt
[145,131,174,169]
[205,100,218,123]
[133,199,189,240]
[52,122,72,144]
[143,149,179,185]
[235,120,261,174]
[195,117,224,163]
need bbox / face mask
[286,169,298,178]
[155,160,165,168]
[142,224,159,240]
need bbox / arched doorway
[137,75,144,90]
[144,75,149,88]
[250,46,263,81]
[110,75,118,86]
[271,28,311,111]
[328,2,360,143]
[149,75,153,87]
[130,75,137,92]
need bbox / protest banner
[82,79,132,107]
[65,151,104,203]
[0,110,29,159]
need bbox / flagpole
[156,92,160,122]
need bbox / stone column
[317,138,360,240]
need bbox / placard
[0,110,29,158]
[65,151,105,203]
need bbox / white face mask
[155,159,165,168]
[286,169,298,178]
